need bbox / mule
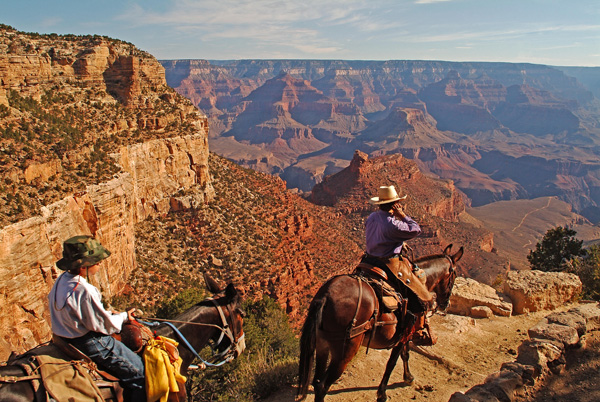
[297,244,463,402]
[0,273,245,402]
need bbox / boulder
[545,311,587,336]
[503,270,582,314]
[483,370,524,400]
[516,339,565,377]
[448,392,473,402]
[569,303,600,331]
[527,321,580,347]
[449,277,513,317]
[471,306,494,318]
[500,362,537,385]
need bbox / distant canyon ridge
[160,60,600,223]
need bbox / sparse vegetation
[0,28,202,227]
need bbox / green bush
[569,245,600,301]
[156,287,207,319]
[528,226,585,271]
[187,296,298,401]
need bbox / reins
[137,298,243,368]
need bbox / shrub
[155,287,207,319]
[568,244,600,301]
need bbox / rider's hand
[391,203,406,219]
[126,307,137,323]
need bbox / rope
[136,316,224,330]
[137,313,235,368]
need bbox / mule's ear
[225,283,239,300]
[204,272,223,294]
[452,247,464,263]
[443,244,453,255]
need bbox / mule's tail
[296,296,326,401]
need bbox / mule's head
[433,245,463,311]
[420,245,463,312]
[204,274,246,360]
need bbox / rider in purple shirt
[365,209,421,258]
[362,185,436,345]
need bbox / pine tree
[527,226,585,272]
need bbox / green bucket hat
[56,235,111,271]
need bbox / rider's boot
[412,315,437,346]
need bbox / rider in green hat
[49,235,146,401]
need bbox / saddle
[353,264,402,312]
[357,255,433,307]
[115,321,155,354]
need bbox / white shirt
[48,272,127,338]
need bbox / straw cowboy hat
[369,185,408,205]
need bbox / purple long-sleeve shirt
[365,210,421,258]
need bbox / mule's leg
[376,342,404,402]
[312,338,331,402]
[315,337,362,402]
[400,342,414,383]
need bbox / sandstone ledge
[449,277,513,317]
[503,270,582,315]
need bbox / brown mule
[297,245,463,402]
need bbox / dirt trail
[263,305,590,402]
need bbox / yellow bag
[144,336,187,402]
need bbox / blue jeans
[69,332,146,402]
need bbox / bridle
[139,297,245,368]
[206,298,245,364]
[433,254,456,313]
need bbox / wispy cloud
[117,0,395,56]
[405,24,600,44]
[414,0,454,4]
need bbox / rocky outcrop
[448,277,513,317]
[448,303,600,402]
[503,270,582,314]
[310,150,465,221]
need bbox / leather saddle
[354,263,403,312]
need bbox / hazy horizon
[2,0,599,67]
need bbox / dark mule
[0,274,245,402]
[297,245,463,402]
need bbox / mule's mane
[174,299,220,322]
[414,253,447,263]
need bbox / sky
[2,0,599,66]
